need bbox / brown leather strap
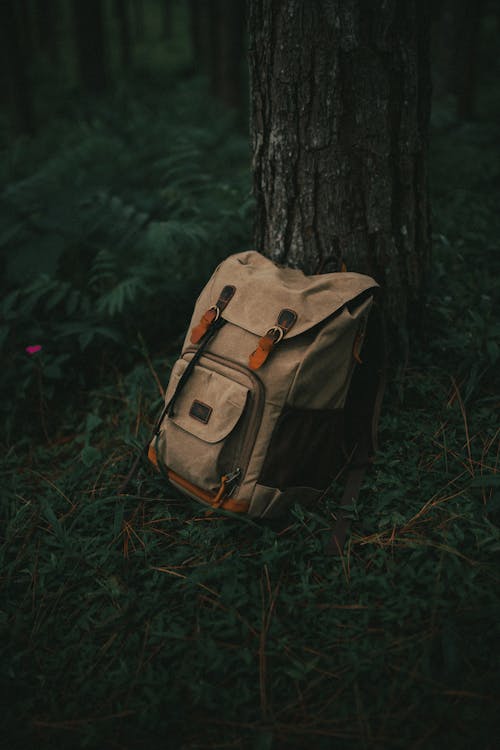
[326,305,387,555]
[190,285,235,343]
[165,318,227,419]
[249,308,297,370]
[119,316,228,496]
[326,464,368,554]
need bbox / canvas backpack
[144,250,385,551]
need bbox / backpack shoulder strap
[326,305,387,554]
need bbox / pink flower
[25,345,42,355]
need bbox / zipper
[223,467,242,495]
[182,347,265,493]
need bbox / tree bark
[73,0,108,94]
[248,0,432,336]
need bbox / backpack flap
[187,251,378,347]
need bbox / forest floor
[1,79,499,749]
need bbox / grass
[1,76,500,749]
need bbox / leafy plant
[0,80,253,444]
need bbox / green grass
[1,77,500,749]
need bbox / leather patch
[189,400,212,424]
[217,285,236,311]
[277,308,297,332]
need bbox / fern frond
[96,277,148,317]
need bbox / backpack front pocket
[156,355,260,494]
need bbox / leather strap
[326,305,387,555]
[326,464,368,554]
[153,316,226,434]
[249,308,297,370]
[190,285,235,343]
[119,316,226,495]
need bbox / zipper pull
[212,468,241,508]
[224,467,241,486]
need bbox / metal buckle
[266,325,284,343]
[208,305,221,321]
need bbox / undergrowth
[1,80,499,749]
[0,78,253,443]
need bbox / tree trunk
[189,0,212,74]
[35,0,60,65]
[131,0,145,41]
[18,0,34,57]
[73,0,108,94]
[452,0,485,120]
[163,0,172,39]
[114,0,132,69]
[248,0,432,339]
[0,0,35,134]
[210,0,245,109]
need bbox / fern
[0,78,253,441]
[88,249,117,291]
[96,276,148,317]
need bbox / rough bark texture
[248,0,432,333]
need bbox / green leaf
[85,413,102,434]
[80,445,101,467]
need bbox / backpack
[145,250,385,552]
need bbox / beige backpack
[145,250,384,550]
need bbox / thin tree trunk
[163,0,172,39]
[18,0,34,56]
[248,0,432,339]
[452,0,485,120]
[73,0,108,94]
[189,0,211,73]
[131,0,145,41]
[210,0,245,109]
[35,0,60,65]
[0,0,35,134]
[430,0,454,99]
[114,0,132,69]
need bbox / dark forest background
[1,1,499,749]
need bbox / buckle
[266,325,284,343]
[208,305,221,321]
